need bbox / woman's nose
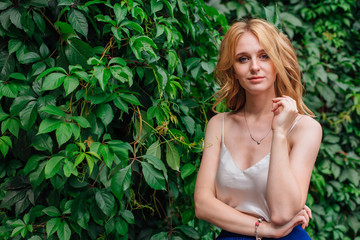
[250,58,260,73]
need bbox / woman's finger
[304,205,312,219]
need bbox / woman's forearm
[266,131,303,224]
[195,192,275,238]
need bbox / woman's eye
[238,57,248,63]
[260,54,269,60]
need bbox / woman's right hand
[261,206,312,238]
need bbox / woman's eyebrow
[235,49,266,56]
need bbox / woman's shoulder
[292,114,322,137]
[206,112,225,130]
[297,115,322,130]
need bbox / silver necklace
[243,110,272,145]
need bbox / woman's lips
[248,76,264,82]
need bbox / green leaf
[1,118,20,137]
[146,140,161,159]
[100,144,113,168]
[141,162,166,190]
[129,36,158,60]
[165,141,180,171]
[8,39,22,54]
[33,11,46,33]
[0,190,26,208]
[42,72,66,91]
[0,108,9,121]
[39,105,66,117]
[56,123,72,147]
[0,1,12,10]
[1,84,18,98]
[114,3,127,25]
[175,225,200,239]
[280,12,302,27]
[64,75,79,95]
[114,217,127,235]
[94,65,111,91]
[73,70,90,82]
[68,9,88,38]
[121,20,144,34]
[95,189,115,216]
[340,169,360,186]
[8,72,26,80]
[63,158,77,177]
[43,206,62,217]
[181,116,195,135]
[119,94,141,106]
[45,156,64,179]
[38,118,62,134]
[0,137,10,157]
[122,210,135,224]
[113,97,129,113]
[85,154,94,174]
[181,163,196,180]
[71,116,91,128]
[46,218,61,237]
[150,232,168,240]
[96,103,114,126]
[10,8,22,29]
[19,52,41,64]
[142,154,167,180]
[264,5,280,28]
[36,67,67,81]
[39,43,49,58]
[110,65,133,86]
[151,0,163,15]
[9,94,34,115]
[168,49,178,74]
[65,38,94,70]
[18,100,37,130]
[154,66,168,91]
[31,134,53,153]
[11,226,26,238]
[57,221,71,240]
[24,154,47,175]
[0,135,11,147]
[11,219,25,228]
[111,165,132,201]
[74,152,86,168]
[185,57,200,71]
[108,57,126,66]
[55,21,77,41]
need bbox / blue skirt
[217,225,311,240]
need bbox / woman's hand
[271,95,298,135]
[260,206,312,238]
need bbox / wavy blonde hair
[213,18,314,116]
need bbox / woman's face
[233,31,277,95]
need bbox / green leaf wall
[0,0,359,239]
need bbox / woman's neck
[243,91,275,117]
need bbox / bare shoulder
[204,113,224,145]
[290,115,322,143]
[206,113,224,132]
[297,115,322,133]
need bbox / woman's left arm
[267,96,322,225]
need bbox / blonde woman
[194,19,322,239]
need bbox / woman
[194,19,322,239]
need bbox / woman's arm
[194,113,309,237]
[266,96,322,225]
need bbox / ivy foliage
[0,0,359,239]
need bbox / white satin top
[215,113,301,222]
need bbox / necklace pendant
[257,141,261,145]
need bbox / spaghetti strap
[288,115,303,135]
[222,112,225,144]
